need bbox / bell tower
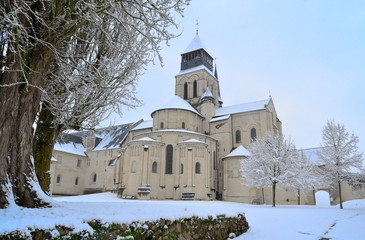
[175,33,222,110]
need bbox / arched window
[91,173,97,183]
[152,161,157,173]
[193,80,197,97]
[184,82,188,99]
[235,130,241,143]
[75,177,79,185]
[181,164,184,174]
[195,162,201,174]
[56,175,61,183]
[165,145,173,174]
[251,128,257,142]
[160,122,164,129]
[182,122,185,129]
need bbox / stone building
[50,34,364,204]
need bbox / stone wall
[1,213,248,240]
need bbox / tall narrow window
[184,82,188,99]
[195,162,201,174]
[77,159,82,167]
[213,151,216,170]
[56,175,61,183]
[182,122,185,129]
[165,145,173,174]
[75,177,79,185]
[160,122,164,129]
[152,161,157,173]
[251,128,257,142]
[181,164,184,174]
[235,130,241,143]
[193,80,197,97]
[91,173,97,183]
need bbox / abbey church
[50,34,312,204]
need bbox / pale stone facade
[50,34,365,204]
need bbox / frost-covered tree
[32,0,189,193]
[318,120,364,209]
[240,132,300,207]
[0,0,189,209]
[287,151,321,205]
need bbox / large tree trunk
[0,49,54,208]
[0,1,80,209]
[33,105,62,194]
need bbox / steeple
[180,34,213,71]
[214,62,218,79]
[215,62,223,107]
[175,33,222,110]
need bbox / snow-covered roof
[223,145,251,159]
[134,129,217,142]
[176,64,215,79]
[92,123,134,151]
[54,133,86,156]
[54,123,134,155]
[129,137,161,143]
[151,96,202,117]
[200,87,214,102]
[182,34,211,56]
[300,147,323,165]
[209,115,230,123]
[131,120,153,131]
[178,139,207,145]
[54,142,86,157]
[215,98,271,117]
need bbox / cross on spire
[196,19,199,35]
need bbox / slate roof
[54,123,135,155]
[214,98,271,117]
[92,123,134,151]
[131,120,153,131]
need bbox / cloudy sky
[101,0,365,154]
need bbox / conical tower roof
[200,87,214,103]
[223,145,251,159]
[182,34,212,57]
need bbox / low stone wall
[1,213,249,239]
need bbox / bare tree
[318,120,364,209]
[0,0,189,209]
[240,132,299,207]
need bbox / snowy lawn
[0,192,364,239]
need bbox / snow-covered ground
[1,193,364,239]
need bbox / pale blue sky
[101,0,365,154]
